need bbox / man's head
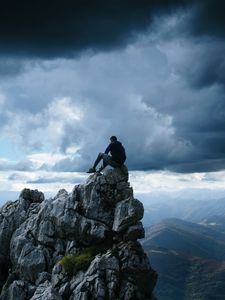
[110,136,117,142]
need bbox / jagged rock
[0,189,44,257]
[35,272,51,285]
[123,221,145,241]
[19,189,44,203]
[69,250,120,300]
[17,245,46,282]
[73,168,132,228]
[0,167,157,300]
[58,282,70,298]
[30,281,62,300]
[67,241,156,300]
[65,241,77,255]
[0,280,26,300]
[113,197,144,232]
[118,241,157,297]
[0,257,9,292]
[0,189,44,291]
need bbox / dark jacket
[105,141,126,165]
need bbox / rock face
[0,167,157,300]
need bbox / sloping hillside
[142,218,225,300]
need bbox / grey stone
[65,240,78,255]
[58,282,70,298]
[30,281,62,300]
[123,221,145,241]
[118,241,157,298]
[27,284,36,299]
[35,272,51,285]
[0,191,42,258]
[52,263,62,275]
[17,244,46,282]
[113,197,144,232]
[0,280,26,300]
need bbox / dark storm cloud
[189,0,225,38]
[167,1,225,89]
[0,0,191,58]
[143,71,225,172]
[181,42,225,89]
[170,159,225,173]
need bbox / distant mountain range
[142,196,225,227]
[200,215,225,233]
[142,217,225,300]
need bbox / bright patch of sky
[0,137,24,160]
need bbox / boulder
[113,197,144,232]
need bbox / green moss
[60,247,94,274]
[60,251,93,274]
[59,244,111,275]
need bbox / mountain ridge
[142,217,225,300]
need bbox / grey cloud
[143,73,225,172]
[51,158,87,173]
[202,174,219,182]
[150,8,225,90]
[138,21,225,172]
[0,160,36,172]
[8,173,29,181]
[14,160,37,171]
[27,175,85,184]
[174,40,225,89]
[0,161,13,171]
[178,178,191,182]
[189,48,225,88]
[0,59,25,77]
[201,173,225,182]
[169,159,225,173]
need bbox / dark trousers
[93,153,121,170]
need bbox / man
[87,136,126,173]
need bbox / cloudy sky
[1,0,225,204]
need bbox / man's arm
[104,143,112,154]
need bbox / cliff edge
[0,167,157,300]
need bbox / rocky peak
[0,167,157,300]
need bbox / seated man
[87,136,126,173]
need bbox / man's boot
[87,167,96,173]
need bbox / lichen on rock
[0,167,157,300]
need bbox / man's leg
[97,154,121,172]
[96,154,109,172]
[87,153,104,173]
[93,153,104,169]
